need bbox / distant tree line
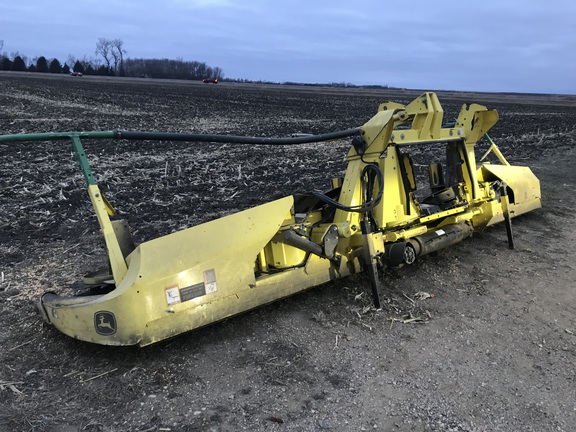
[0,38,224,80]
[123,58,223,80]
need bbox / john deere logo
[94,311,117,335]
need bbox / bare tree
[0,40,4,52]
[10,51,28,67]
[110,39,126,75]
[67,54,76,69]
[95,37,112,71]
[212,67,224,79]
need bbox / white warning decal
[203,269,217,294]
[165,286,181,305]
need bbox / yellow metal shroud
[38,92,541,346]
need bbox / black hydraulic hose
[312,163,384,214]
[114,128,360,145]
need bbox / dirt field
[1,72,575,432]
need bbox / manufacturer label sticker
[180,283,206,302]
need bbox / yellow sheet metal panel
[42,196,295,345]
[360,109,395,148]
[141,254,337,345]
[456,104,499,144]
[481,164,541,206]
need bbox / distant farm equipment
[203,78,218,84]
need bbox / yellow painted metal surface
[42,196,302,345]
[473,164,541,227]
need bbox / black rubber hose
[311,163,384,213]
[114,128,360,145]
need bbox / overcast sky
[1,0,575,94]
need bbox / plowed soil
[1,72,576,432]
